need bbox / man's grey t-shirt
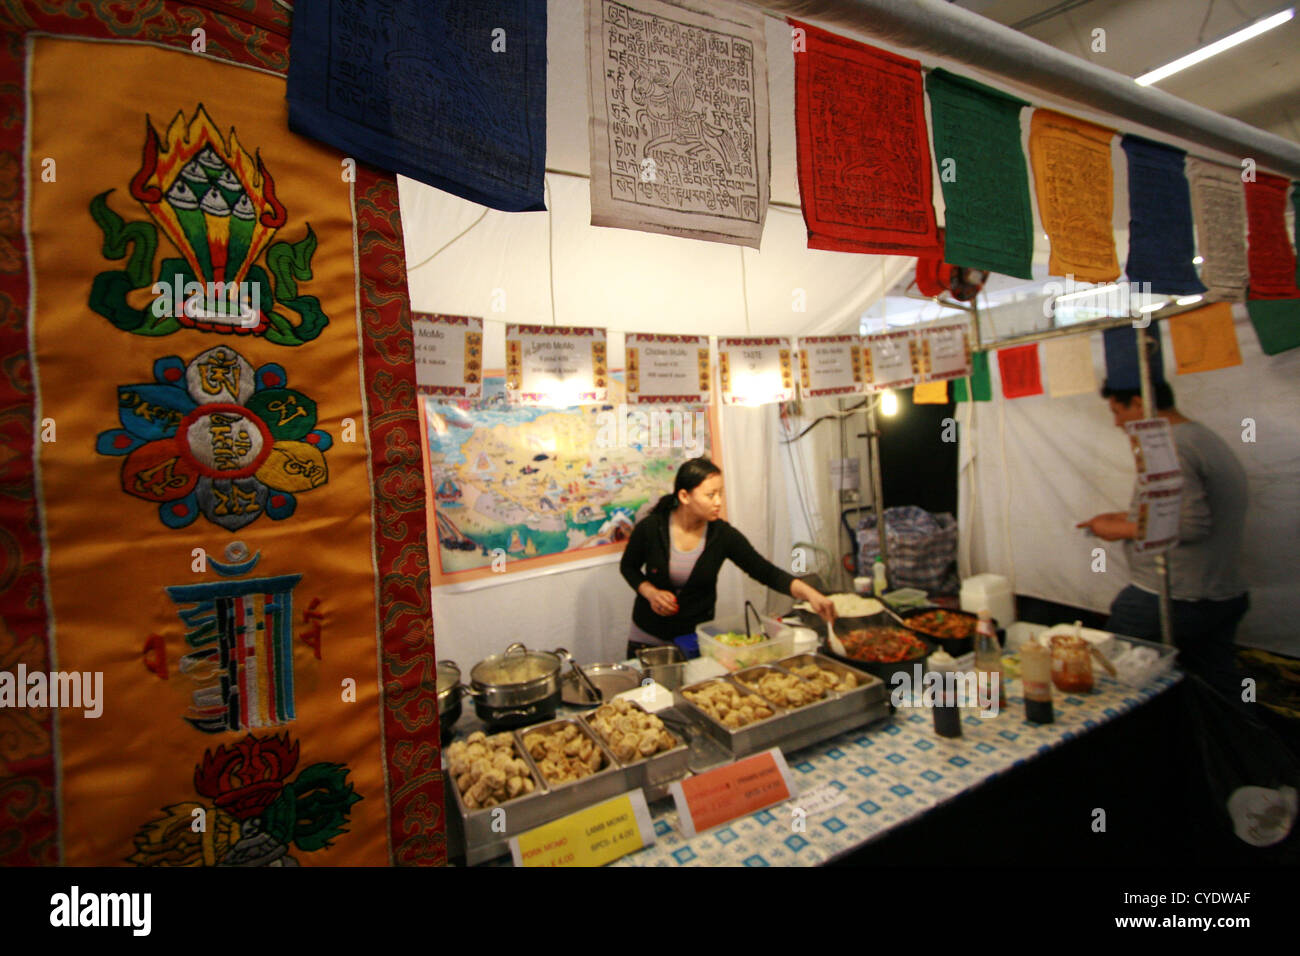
[1126,420,1248,601]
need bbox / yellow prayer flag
[1029,110,1120,283]
[913,381,949,403]
[1169,303,1243,374]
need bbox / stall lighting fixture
[1193,256,1205,265]
[1135,7,1295,86]
[1054,283,1123,303]
[1137,300,1169,313]
[880,389,898,417]
[1176,295,1205,306]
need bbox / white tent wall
[400,5,914,667]
[958,305,1300,656]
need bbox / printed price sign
[625,333,710,404]
[1125,418,1180,485]
[863,330,920,391]
[412,313,482,399]
[506,324,607,406]
[669,748,797,837]
[509,790,655,867]
[717,337,796,406]
[1133,484,1183,553]
[798,335,865,397]
[918,322,972,381]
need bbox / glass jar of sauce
[1050,635,1094,693]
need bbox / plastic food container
[882,587,928,609]
[696,615,794,671]
[959,573,1015,628]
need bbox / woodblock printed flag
[790,20,940,256]
[0,1,443,866]
[1187,158,1249,302]
[1029,110,1119,283]
[1120,135,1205,296]
[587,0,770,247]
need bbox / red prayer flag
[997,343,1043,398]
[790,19,940,256]
[1244,173,1300,299]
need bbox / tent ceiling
[959,0,1300,148]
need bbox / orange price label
[669,748,796,838]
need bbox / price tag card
[669,747,797,838]
[1124,418,1181,485]
[863,329,920,391]
[797,334,865,397]
[509,790,655,867]
[918,322,972,381]
[625,333,711,405]
[717,337,796,406]
[788,782,849,818]
[506,324,607,406]
[412,313,482,399]
[1133,484,1183,553]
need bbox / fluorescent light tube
[1136,8,1294,86]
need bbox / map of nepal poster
[422,373,713,585]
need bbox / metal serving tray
[581,701,692,800]
[675,665,888,759]
[731,663,831,710]
[447,720,637,865]
[777,653,882,724]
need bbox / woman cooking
[620,456,836,659]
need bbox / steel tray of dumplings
[731,663,831,711]
[674,675,796,758]
[581,701,691,800]
[445,737,556,866]
[514,718,638,819]
[776,653,887,725]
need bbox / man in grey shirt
[1077,381,1249,702]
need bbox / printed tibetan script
[587,0,770,247]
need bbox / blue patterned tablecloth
[613,671,1182,867]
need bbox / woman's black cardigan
[619,509,796,641]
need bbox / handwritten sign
[510,790,655,867]
[1133,484,1183,554]
[863,330,920,391]
[506,324,607,406]
[716,337,795,406]
[669,748,796,837]
[412,313,482,399]
[625,333,711,405]
[798,335,865,397]
[918,322,972,382]
[1125,418,1183,553]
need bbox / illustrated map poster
[424,373,714,587]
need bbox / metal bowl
[561,662,642,707]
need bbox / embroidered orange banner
[1029,110,1119,283]
[1168,303,1243,374]
[18,32,438,866]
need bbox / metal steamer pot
[436,660,463,744]
[465,643,565,730]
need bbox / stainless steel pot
[437,660,463,743]
[466,643,564,728]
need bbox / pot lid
[472,644,559,686]
[436,660,460,695]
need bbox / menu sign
[510,791,656,867]
[863,329,920,391]
[625,333,711,405]
[1125,418,1183,554]
[506,325,607,406]
[669,748,796,837]
[918,322,972,382]
[412,313,483,399]
[717,337,796,406]
[798,335,865,397]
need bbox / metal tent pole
[1135,324,1174,646]
[865,396,889,587]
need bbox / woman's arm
[619,520,650,591]
[722,523,796,596]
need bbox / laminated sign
[1125,418,1183,554]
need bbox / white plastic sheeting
[958,305,1300,655]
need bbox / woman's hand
[639,583,680,616]
[791,580,837,622]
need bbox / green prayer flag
[1246,299,1300,355]
[952,350,993,401]
[926,69,1034,280]
[1293,182,1299,288]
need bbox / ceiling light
[1136,7,1295,86]
[1193,256,1204,265]
[1137,300,1169,314]
[880,389,898,417]
[1055,283,1123,303]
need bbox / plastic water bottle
[872,557,887,596]
[973,609,1005,712]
